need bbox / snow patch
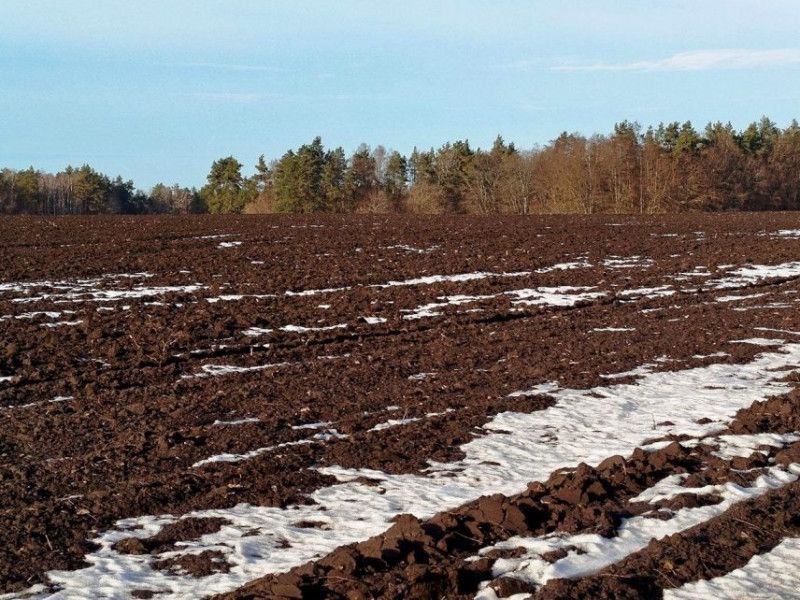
[182,363,288,379]
[20,344,800,600]
[362,316,387,325]
[280,324,347,333]
[476,464,800,596]
[665,538,800,599]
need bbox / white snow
[762,229,800,239]
[292,422,332,431]
[4,279,205,304]
[280,324,347,333]
[408,373,436,381]
[602,256,655,269]
[213,418,260,427]
[709,433,800,460]
[692,352,730,359]
[40,320,83,328]
[2,310,67,321]
[362,316,387,325]
[378,271,530,288]
[534,260,592,274]
[706,261,800,290]
[507,286,605,307]
[192,439,314,468]
[383,244,438,254]
[205,294,275,303]
[242,327,273,337]
[402,294,493,320]
[618,285,675,299]
[369,417,422,432]
[23,343,800,600]
[730,338,786,346]
[716,293,768,302]
[475,463,800,597]
[284,287,350,297]
[193,430,347,468]
[182,363,288,379]
[664,538,800,599]
[754,327,800,336]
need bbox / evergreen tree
[201,156,246,214]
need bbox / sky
[2,0,800,190]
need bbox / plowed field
[1,214,800,600]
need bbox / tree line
[0,165,204,215]
[3,117,800,215]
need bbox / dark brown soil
[216,388,800,600]
[1,214,799,597]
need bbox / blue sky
[2,1,800,190]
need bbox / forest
[2,117,799,215]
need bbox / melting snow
[362,316,387,325]
[284,287,350,297]
[716,293,768,302]
[476,463,800,597]
[408,373,436,381]
[507,286,604,307]
[292,422,332,431]
[762,229,800,239]
[402,295,493,320]
[213,418,260,427]
[205,294,275,303]
[602,256,655,269]
[242,327,273,337]
[664,538,800,599]
[379,271,530,288]
[25,344,800,600]
[182,363,288,379]
[40,320,83,328]
[730,338,786,346]
[707,261,800,290]
[383,244,438,254]
[618,285,675,299]
[534,259,592,274]
[280,324,347,333]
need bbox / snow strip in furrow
[16,344,800,600]
[402,294,494,320]
[602,256,655,269]
[664,538,800,600]
[476,466,800,598]
[507,286,604,307]
[705,261,800,290]
[764,229,800,238]
[280,266,542,298]
[473,437,800,596]
[534,259,591,274]
[377,271,530,288]
[181,362,289,379]
[189,432,348,468]
[280,324,347,333]
[400,285,605,320]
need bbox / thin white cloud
[183,92,280,104]
[162,62,282,72]
[183,91,384,104]
[553,49,800,72]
